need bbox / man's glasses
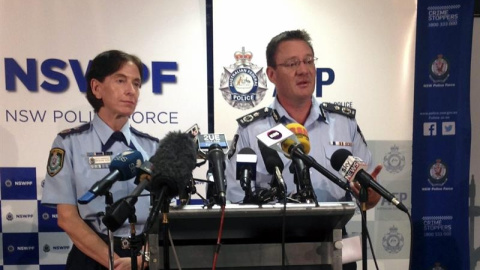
[276,57,318,69]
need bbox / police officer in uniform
[42,50,158,270]
[225,30,382,270]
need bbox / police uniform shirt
[41,114,159,236]
[225,97,373,203]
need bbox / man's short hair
[266,29,314,68]
[86,50,143,112]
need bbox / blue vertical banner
[412,0,474,269]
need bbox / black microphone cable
[211,205,226,270]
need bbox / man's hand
[349,164,382,209]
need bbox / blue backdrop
[412,0,474,269]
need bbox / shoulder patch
[321,102,356,118]
[47,148,65,177]
[130,127,160,143]
[236,107,280,127]
[58,123,91,139]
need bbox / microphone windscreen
[258,140,284,174]
[284,123,311,154]
[109,150,144,180]
[150,131,197,195]
[330,148,352,171]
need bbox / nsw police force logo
[219,47,268,110]
[428,159,448,186]
[429,54,449,83]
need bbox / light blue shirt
[225,97,373,203]
[42,114,159,236]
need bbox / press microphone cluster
[256,123,350,194]
[102,131,197,232]
[78,150,144,205]
[280,123,316,203]
[257,141,287,202]
[330,149,408,213]
[102,160,154,232]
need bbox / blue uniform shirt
[42,114,159,236]
[225,97,373,203]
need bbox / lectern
[148,202,355,269]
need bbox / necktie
[102,131,128,153]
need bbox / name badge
[330,141,353,146]
[87,152,112,169]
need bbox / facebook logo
[442,122,455,135]
[423,122,437,136]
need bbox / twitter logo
[442,122,455,135]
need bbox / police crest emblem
[383,145,405,174]
[428,159,448,186]
[429,54,450,83]
[219,47,268,110]
[382,225,404,254]
[47,148,65,177]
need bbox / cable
[407,211,412,270]
[168,229,182,270]
[211,205,226,270]
[281,198,287,269]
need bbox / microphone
[149,131,198,198]
[207,143,227,206]
[236,147,257,200]
[330,149,408,213]
[185,123,205,159]
[102,159,156,231]
[258,140,286,199]
[134,160,154,186]
[141,131,197,234]
[102,173,151,232]
[78,150,144,204]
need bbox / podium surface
[149,202,356,269]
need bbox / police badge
[5,179,12,188]
[382,225,404,254]
[47,148,65,177]
[219,47,268,110]
[429,54,450,83]
[428,159,448,186]
[383,145,406,174]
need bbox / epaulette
[236,107,280,127]
[130,127,160,143]
[320,102,356,119]
[58,123,91,139]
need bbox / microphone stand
[105,192,115,270]
[289,159,318,206]
[293,153,350,192]
[143,187,171,269]
[359,185,368,270]
[129,213,138,270]
[161,197,171,270]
